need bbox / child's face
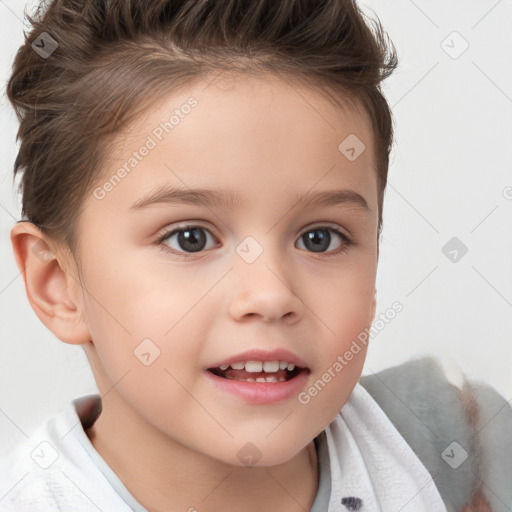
[71,72,378,466]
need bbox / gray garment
[360,357,512,512]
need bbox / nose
[227,245,304,324]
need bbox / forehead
[88,71,377,218]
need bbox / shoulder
[0,411,74,510]
[360,356,512,512]
[0,403,117,511]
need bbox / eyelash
[155,223,353,259]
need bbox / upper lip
[207,348,309,369]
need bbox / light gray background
[1,0,511,455]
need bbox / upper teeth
[218,361,296,373]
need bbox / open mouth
[207,360,306,383]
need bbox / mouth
[207,360,307,383]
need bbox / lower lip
[204,369,309,404]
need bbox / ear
[10,221,91,345]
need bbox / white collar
[324,383,447,511]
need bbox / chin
[219,437,311,469]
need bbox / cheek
[324,295,373,388]
[301,343,369,426]
[301,266,374,417]
[80,252,213,383]
[82,285,210,431]
[306,262,376,335]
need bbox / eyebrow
[129,186,370,212]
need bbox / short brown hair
[7,0,398,256]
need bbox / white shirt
[0,383,447,511]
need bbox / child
[1,0,510,511]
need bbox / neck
[86,389,319,512]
